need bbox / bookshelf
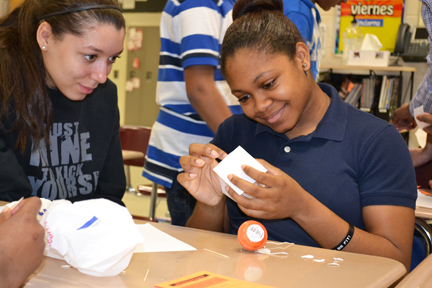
[320,64,416,121]
[320,64,416,144]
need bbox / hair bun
[233,0,283,21]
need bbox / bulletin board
[335,0,404,54]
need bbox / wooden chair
[132,214,158,223]
[413,161,432,258]
[415,160,432,189]
[120,126,150,196]
[120,125,165,220]
[415,217,432,256]
[395,254,432,287]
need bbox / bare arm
[391,103,416,132]
[0,197,45,288]
[410,134,432,167]
[186,199,229,232]
[178,143,230,232]
[227,162,414,271]
[185,65,233,132]
[293,192,414,270]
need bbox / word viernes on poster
[336,0,403,53]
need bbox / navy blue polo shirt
[211,83,417,247]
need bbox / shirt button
[284,146,291,153]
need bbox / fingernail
[211,150,219,158]
[196,159,205,166]
[1,206,10,214]
[227,174,233,181]
[190,173,197,178]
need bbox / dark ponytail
[221,0,302,75]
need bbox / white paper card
[415,127,428,148]
[414,105,431,129]
[417,190,432,208]
[213,146,267,196]
[134,223,196,253]
[218,176,234,201]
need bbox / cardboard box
[347,50,390,67]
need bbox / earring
[302,63,307,68]
[305,71,308,76]
[42,46,46,50]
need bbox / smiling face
[37,22,125,101]
[224,47,313,136]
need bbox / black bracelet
[333,224,355,251]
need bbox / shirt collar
[255,83,347,142]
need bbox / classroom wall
[9,0,20,10]
[109,13,162,187]
[109,13,162,126]
[317,1,428,148]
[0,0,8,17]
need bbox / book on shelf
[360,78,368,111]
[388,78,400,119]
[377,75,400,113]
[322,69,405,123]
[360,77,378,112]
[344,83,363,107]
[378,75,388,111]
[385,78,394,110]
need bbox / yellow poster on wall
[336,0,404,54]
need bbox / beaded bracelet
[333,224,355,251]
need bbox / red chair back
[119,125,152,167]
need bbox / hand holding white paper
[213,146,267,200]
[43,199,144,277]
[414,105,431,130]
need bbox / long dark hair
[221,0,303,75]
[0,0,125,153]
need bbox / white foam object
[42,199,144,277]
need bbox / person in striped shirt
[391,0,432,186]
[285,0,347,82]
[142,0,242,226]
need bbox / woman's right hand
[178,143,228,206]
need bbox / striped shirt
[284,0,322,82]
[410,0,432,115]
[143,0,241,188]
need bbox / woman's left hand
[226,159,307,219]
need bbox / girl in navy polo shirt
[177,0,418,271]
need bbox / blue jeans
[165,173,196,226]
